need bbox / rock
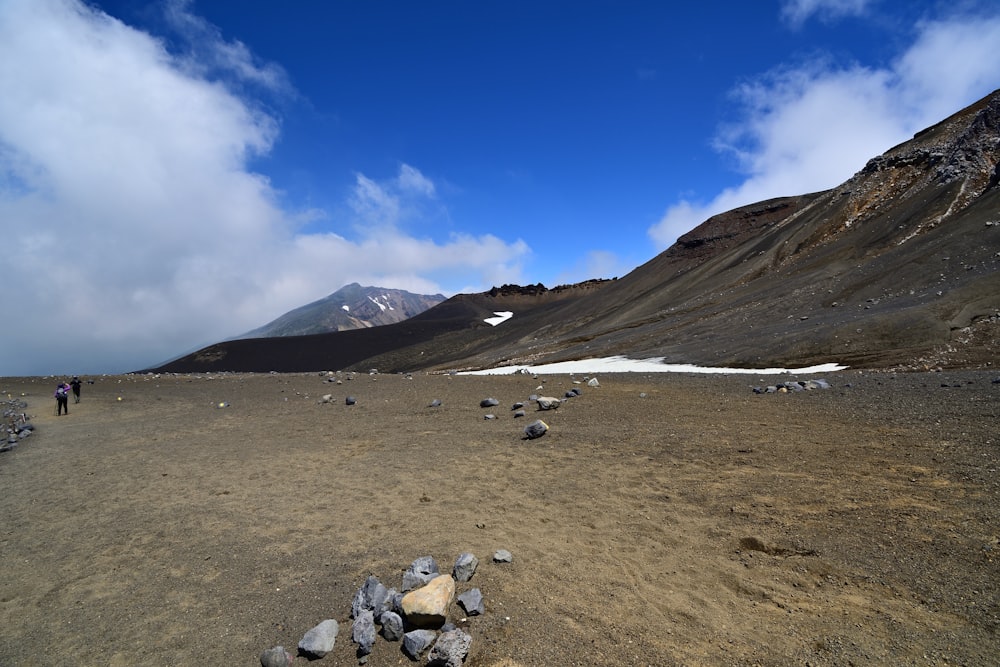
[535,396,561,410]
[260,645,293,667]
[298,619,339,658]
[379,610,404,641]
[513,409,526,418]
[402,629,438,660]
[523,419,548,440]
[352,575,388,618]
[427,628,472,667]
[352,609,376,657]
[402,556,440,591]
[587,377,600,387]
[484,413,496,420]
[400,574,455,628]
[510,402,524,410]
[452,552,478,582]
[319,394,333,403]
[429,399,442,407]
[493,549,513,563]
[480,397,499,408]
[345,395,357,405]
[457,588,484,616]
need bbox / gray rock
[484,413,496,420]
[298,619,339,658]
[402,555,440,591]
[523,419,548,440]
[480,397,499,408]
[587,377,600,387]
[429,399,442,407]
[535,396,561,410]
[511,402,524,410]
[352,610,376,657]
[513,409,526,418]
[379,611,404,641]
[402,629,438,660]
[427,629,472,667]
[259,645,293,667]
[493,549,513,563]
[452,552,479,582]
[457,588,484,616]
[352,575,388,618]
[345,395,357,405]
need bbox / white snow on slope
[342,305,350,312]
[460,356,847,375]
[368,295,387,312]
[484,311,514,326]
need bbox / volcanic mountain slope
[150,90,1000,374]
[236,283,445,338]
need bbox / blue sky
[2,0,1000,375]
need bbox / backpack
[55,386,67,398]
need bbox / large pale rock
[535,396,561,410]
[400,574,455,628]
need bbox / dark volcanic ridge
[149,90,1000,375]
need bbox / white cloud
[649,11,1000,249]
[0,0,528,375]
[780,0,872,28]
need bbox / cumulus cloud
[649,11,1000,249]
[780,0,872,28]
[0,0,528,375]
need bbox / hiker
[70,376,82,403]
[55,382,70,416]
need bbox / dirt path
[1,370,997,666]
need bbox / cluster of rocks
[261,550,513,666]
[476,376,600,440]
[2,397,33,453]
[752,378,831,394]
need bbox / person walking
[70,376,82,403]
[55,382,70,416]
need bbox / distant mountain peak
[238,284,446,339]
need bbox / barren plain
[1,369,997,666]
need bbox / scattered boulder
[345,396,357,405]
[452,552,478,582]
[429,399,442,407]
[457,588,484,616]
[428,628,472,667]
[352,575,389,619]
[493,549,513,563]
[523,420,548,440]
[535,396,561,410]
[400,574,455,628]
[480,397,499,408]
[297,619,339,658]
[513,409,526,418]
[587,377,600,387]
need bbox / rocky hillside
[237,283,445,338]
[149,89,1000,374]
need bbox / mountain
[148,89,1000,374]
[236,283,446,338]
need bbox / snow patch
[368,296,387,312]
[484,311,514,327]
[460,356,847,375]
[342,305,350,312]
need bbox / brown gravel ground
[0,369,997,666]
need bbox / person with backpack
[55,382,70,415]
[70,376,82,403]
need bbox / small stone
[402,555,440,591]
[457,588,484,615]
[513,409,526,418]
[298,619,339,658]
[260,646,293,667]
[429,399,442,407]
[523,420,548,440]
[352,610,376,657]
[493,549,513,563]
[402,629,437,660]
[427,628,472,667]
[484,413,496,420]
[379,611,404,641]
[510,402,524,410]
[452,552,479,582]
[480,397,499,408]
[587,377,600,387]
[345,396,356,405]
